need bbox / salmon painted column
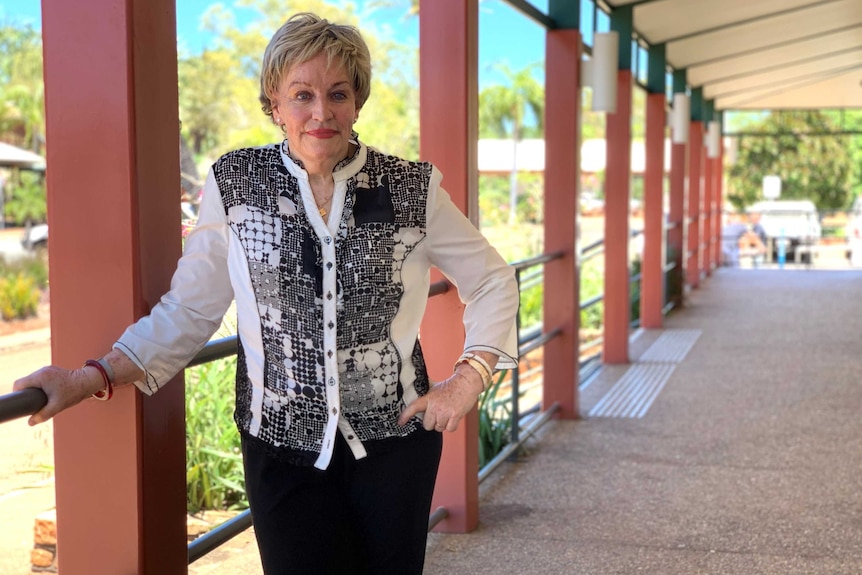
[419,0,480,533]
[603,6,633,364]
[640,44,667,329]
[42,0,186,572]
[543,1,581,418]
[667,71,688,309]
[686,88,704,289]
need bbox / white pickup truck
[747,200,821,263]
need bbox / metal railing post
[510,268,522,448]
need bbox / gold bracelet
[454,357,492,392]
[460,352,494,380]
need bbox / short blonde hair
[259,13,372,121]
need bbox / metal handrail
[504,249,568,450]
[0,254,570,564]
[0,387,47,425]
[428,507,450,531]
[0,280,453,427]
[188,509,253,563]
[510,250,564,271]
[186,337,238,368]
[189,490,454,564]
[478,401,560,484]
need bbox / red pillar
[686,121,704,289]
[44,0,185,572]
[603,70,633,364]
[641,93,666,329]
[542,29,580,418]
[419,0,479,533]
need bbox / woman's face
[270,53,359,171]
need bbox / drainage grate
[638,329,701,363]
[588,363,676,418]
[588,329,702,418]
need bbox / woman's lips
[306,129,338,138]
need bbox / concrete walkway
[425,267,862,574]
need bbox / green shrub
[5,171,47,226]
[580,258,603,330]
[185,357,246,513]
[0,254,48,289]
[519,280,542,330]
[478,370,512,469]
[0,273,40,320]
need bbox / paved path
[425,267,862,574]
[0,328,53,575]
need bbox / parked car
[747,200,821,263]
[845,197,862,266]
[21,223,48,251]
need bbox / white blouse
[115,141,519,469]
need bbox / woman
[14,12,518,575]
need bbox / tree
[479,63,544,223]
[727,111,855,211]
[179,48,251,157]
[0,23,45,153]
[5,169,46,226]
[179,0,420,162]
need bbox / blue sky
[0,0,546,87]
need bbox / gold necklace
[315,194,333,217]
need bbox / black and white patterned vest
[213,144,433,463]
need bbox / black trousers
[242,429,443,575]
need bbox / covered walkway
[9,0,862,571]
[424,267,862,574]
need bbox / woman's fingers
[397,395,428,427]
[398,374,482,433]
[13,366,96,426]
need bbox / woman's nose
[311,98,332,120]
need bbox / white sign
[763,175,781,200]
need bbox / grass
[185,357,247,513]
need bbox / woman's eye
[331,92,348,101]
[294,91,311,101]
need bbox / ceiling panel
[603,0,862,110]
[633,0,821,44]
[716,69,862,109]
[687,25,862,85]
[704,49,862,99]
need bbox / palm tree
[479,63,544,223]
[0,23,45,152]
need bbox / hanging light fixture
[671,92,690,144]
[706,120,721,158]
[581,31,619,114]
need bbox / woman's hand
[12,366,106,426]
[398,367,485,432]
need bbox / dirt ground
[0,312,54,575]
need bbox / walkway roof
[605,0,862,110]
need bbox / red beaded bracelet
[84,359,113,401]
